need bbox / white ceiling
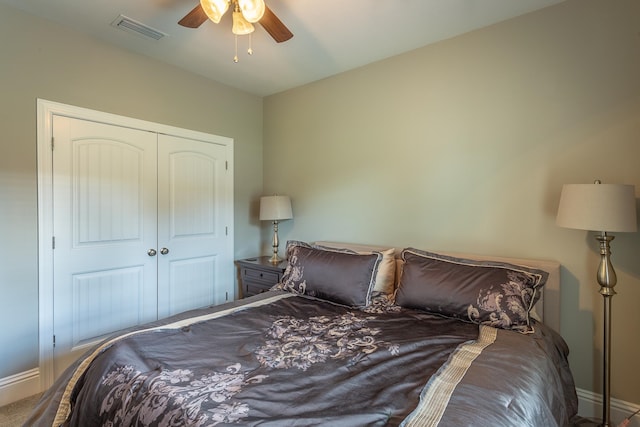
[0,0,563,96]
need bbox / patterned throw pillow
[395,248,548,333]
[280,241,382,307]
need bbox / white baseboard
[578,388,640,427]
[0,369,41,407]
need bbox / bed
[26,241,578,426]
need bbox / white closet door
[52,116,158,379]
[157,134,233,318]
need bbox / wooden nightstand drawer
[235,256,288,298]
[242,267,280,284]
[245,283,272,296]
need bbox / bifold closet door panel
[51,115,159,379]
[157,134,233,319]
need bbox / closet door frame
[36,99,234,389]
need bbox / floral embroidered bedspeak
[26,291,577,426]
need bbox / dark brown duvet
[26,291,577,426]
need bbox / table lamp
[260,195,293,263]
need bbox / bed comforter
[26,291,578,426]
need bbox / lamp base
[268,253,282,264]
[269,220,281,264]
[595,232,617,427]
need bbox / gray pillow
[395,248,548,333]
[280,241,382,307]
[312,244,396,294]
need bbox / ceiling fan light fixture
[200,0,229,24]
[237,0,265,23]
[232,9,255,35]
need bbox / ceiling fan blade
[178,4,208,28]
[259,5,293,43]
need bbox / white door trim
[36,99,234,390]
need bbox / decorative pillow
[313,244,396,294]
[280,241,382,307]
[395,248,548,333]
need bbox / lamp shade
[556,183,637,232]
[238,0,266,23]
[260,195,293,221]
[200,0,229,24]
[232,10,255,35]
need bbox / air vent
[111,15,167,41]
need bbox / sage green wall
[0,4,263,378]
[263,0,640,404]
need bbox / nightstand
[236,256,288,298]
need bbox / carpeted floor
[0,393,41,427]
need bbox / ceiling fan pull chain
[248,33,253,55]
[234,34,239,62]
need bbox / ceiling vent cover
[111,15,167,41]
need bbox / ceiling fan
[178,0,293,43]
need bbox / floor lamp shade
[556,183,637,232]
[260,195,293,263]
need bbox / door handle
[160,247,169,255]
[147,249,157,257]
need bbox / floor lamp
[259,195,293,263]
[556,180,637,427]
